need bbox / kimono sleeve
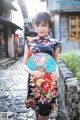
[54,40,61,51]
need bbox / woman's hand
[22,64,45,78]
[51,71,59,81]
[31,70,45,78]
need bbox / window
[69,16,80,40]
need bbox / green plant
[59,52,80,80]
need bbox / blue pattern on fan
[27,52,57,73]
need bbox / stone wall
[58,59,80,120]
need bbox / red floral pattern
[32,73,57,103]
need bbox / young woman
[23,12,61,120]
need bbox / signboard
[56,0,80,4]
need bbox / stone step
[0,59,16,69]
[0,58,12,64]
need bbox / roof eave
[0,16,22,31]
[50,9,80,14]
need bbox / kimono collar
[33,35,51,43]
[38,35,51,40]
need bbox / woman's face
[35,21,49,37]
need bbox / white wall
[8,28,15,58]
[25,0,46,18]
[46,0,60,11]
[7,0,25,58]
[54,14,61,41]
[11,0,24,37]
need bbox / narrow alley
[0,57,67,120]
[0,0,80,120]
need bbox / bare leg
[36,112,49,120]
[37,114,49,120]
[36,112,38,120]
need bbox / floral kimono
[25,35,60,116]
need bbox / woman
[23,12,61,120]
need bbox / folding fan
[27,52,57,73]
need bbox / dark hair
[34,12,53,29]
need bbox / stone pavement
[0,57,67,120]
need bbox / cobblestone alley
[0,57,67,120]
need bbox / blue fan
[27,52,57,73]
